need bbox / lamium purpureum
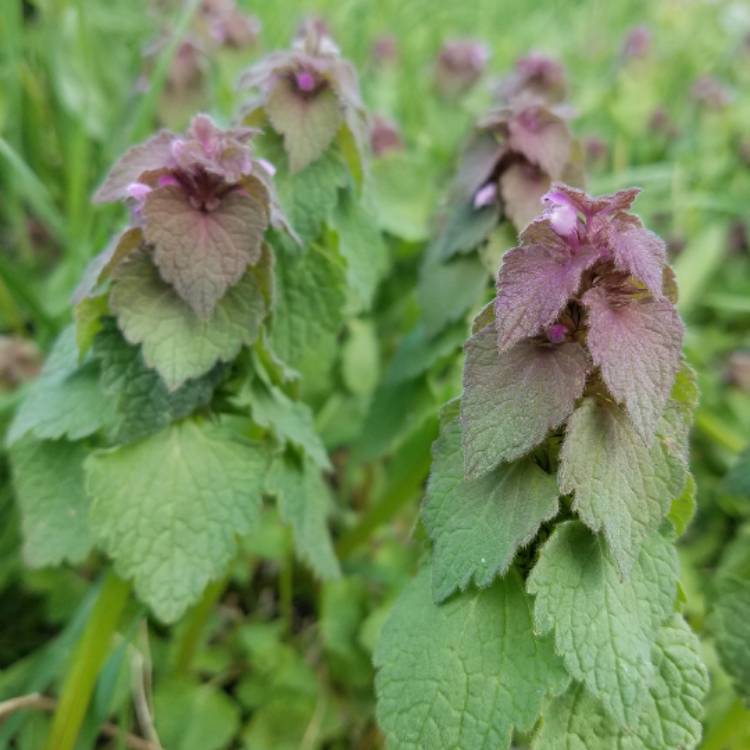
[375,184,708,750]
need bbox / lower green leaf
[374,565,569,750]
[533,614,708,750]
[527,521,678,729]
[9,438,92,567]
[86,418,270,622]
[425,401,559,602]
[110,248,268,391]
[265,454,340,580]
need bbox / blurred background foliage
[0,0,749,747]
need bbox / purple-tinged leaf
[545,183,641,219]
[559,397,686,575]
[143,186,267,319]
[170,114,256,183]
[450,132,505,205]
[72,227,143,304]
[607,213,667,298]
[507,106,572,179]
[499,161,550,231]
[583,286,683,441]
[495,223,598,351]
[94,131,175,204]
[266,77,343,172]
[462,326,590,479]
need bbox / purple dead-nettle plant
[495,52,568,106]
[434,38,490,99]
[88,113,283,322]
[238,19,368,174]
[9,112,348,629]
[236,22,387,318]
[374,185,707,749]
[417,54,582,339]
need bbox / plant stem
[702,697,750,750]
[44,571,130,750]
[171,577,227,676]
[336,415,438,560]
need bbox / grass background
[0,0,749,747]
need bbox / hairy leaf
[507,106,572,179]
[87,419,269,622]
[269,243,346,379]
[9,439,92,567]
[527,522,678,728]
[265,455,340,580]
[608,213,666,300]
[462,326,590,478]
[583,287,683,441]
[7,326,115,445]
[93,130,174,203]
[375,565,569,750]
[499,162,550,231]
[331,191,388,313]
[270,139,349,244]
[143,186,267,319]
[93,319,225,443]
[266,80,343,173]
[495,225,598,351]
[245,380,330,469]
[533,615,708,750]
[110,249,268,390]
[708,533,750,700]
[560,397,685,574]
[425,401,559,602]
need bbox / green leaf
[110,248,268,391]
[266,455,340,580]
[266,80,343,173]
[527,521,678,728]
[418,256,488,337]
[245,380,330,469]
[432,200,500,261]
[7,326,115,445]
[73,293,108,358]
[667,473,696,536]
[143,186,267,319]
[331,190,388,312]
[341,319,379,397]
[724,446,750,498]
[385,321,467,385]
[374,565,569,750]
[559,398,685,575]
[271,142,349,244]
[462,326,590,479]
[708,532,750,700]
[86,418,270,622]
[533,614,708,750]
[268,242,346,380]
[9,439,92,567]
[154,678,240,750]
[93,318,225,444]
[424,401,559,602]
